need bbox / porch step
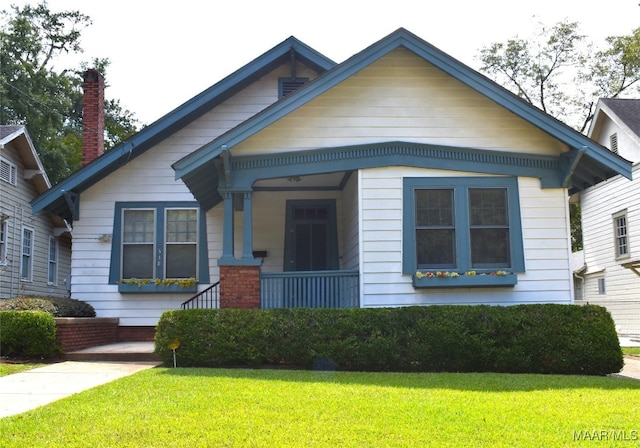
[65,342,160,363]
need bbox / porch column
[241,191,254,260]
[220,191,234,261]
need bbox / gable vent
[610,133,619,154]
[279,78,309,98]
[0,159,17,186]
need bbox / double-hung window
[21,227,34,281]
[48,237,58,285]
[110,202,208,292]
[0,219,7,265]
[613,210,629,259]
[403,177,525,287]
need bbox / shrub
[0,310,59,358]
[155,304,623,375]
[0,297,95,317]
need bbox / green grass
[1,368,640,447]
[623,347,640,356]
[0,362,47,377]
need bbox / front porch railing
[260,270,359,309]
[181,282,220,309]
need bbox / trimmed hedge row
[0,297,96,317]
[155,304,623,375]
[0,310,59,358]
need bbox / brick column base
[219,265,261,308]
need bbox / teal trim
[108,202,209,285]
[241,192,254,260]
[402,177,525,276]
[220,192,235,260]
[32,37,335,222]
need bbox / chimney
[82,69,105,166]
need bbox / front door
[284,200,339,272]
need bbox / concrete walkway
[1,336,639,419]
[0,361,160,418]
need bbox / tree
[478,20,640,133]
[0,3,138,184]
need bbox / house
[0,125,71,299]
[576,98,640,335]
[32,29,632,339]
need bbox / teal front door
[284,200,339,272]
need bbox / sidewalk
[0,360,160,419]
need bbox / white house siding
[70,62,321,326]
[580,163,640,335]
[231,48,567,157]
[358,167,573,308]
[341,173,360,271]
[0,142,70,299]
[593,116,640,162]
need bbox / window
[48,237,58,285]
[21,227,34,281]
[1,158,17,186]
[613,210,629,259]
[403,177,525,280]
[0,219,7,265]
[109,202,209,291]
[598,278,606,295]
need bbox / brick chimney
[82,69,105,166]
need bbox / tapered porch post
[218,189,261,308]
[220,190,235,261]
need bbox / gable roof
[0,125,51,193]
[31,36,336,222]
[589,98,640,146]
[34,28,632,221]
[173,28,632,206]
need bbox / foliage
[0,3,138,184]
[478,20,640,132]
[0,296,96,317]
[1,368,639,447]
[0,310,58,357]
[155,304,622,375]
[570,202,583,251]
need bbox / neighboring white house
[32,29,632,338]
[0,125,71,299]
[577,98,640,335]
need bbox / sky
[7,0,640,125]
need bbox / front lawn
[1,368,639,447]
[0,362,47,377]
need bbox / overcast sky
[8,0,640,124]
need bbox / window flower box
[118,278,197,294]
[412,271,517,288]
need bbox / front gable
[173,28,632,206]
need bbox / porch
[182,269,360,309]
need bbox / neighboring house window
[609,133,618,154]
[110,202,208,287]
[20,226,34,281]
[0,219,7,265]
[613,210,629,259]
[48,237,58,285]
[597,278,606,295]
[1,158,17,186]
[403,177,525,275]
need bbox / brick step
[65,342,160,363]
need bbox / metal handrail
[181,281,220,309]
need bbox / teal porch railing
[260,270,359,309]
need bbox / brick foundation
[55,318,119,352]
[219,265,261,308]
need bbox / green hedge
[0,310,59,358]
[0,297,96,317]
[155,304,623,375]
